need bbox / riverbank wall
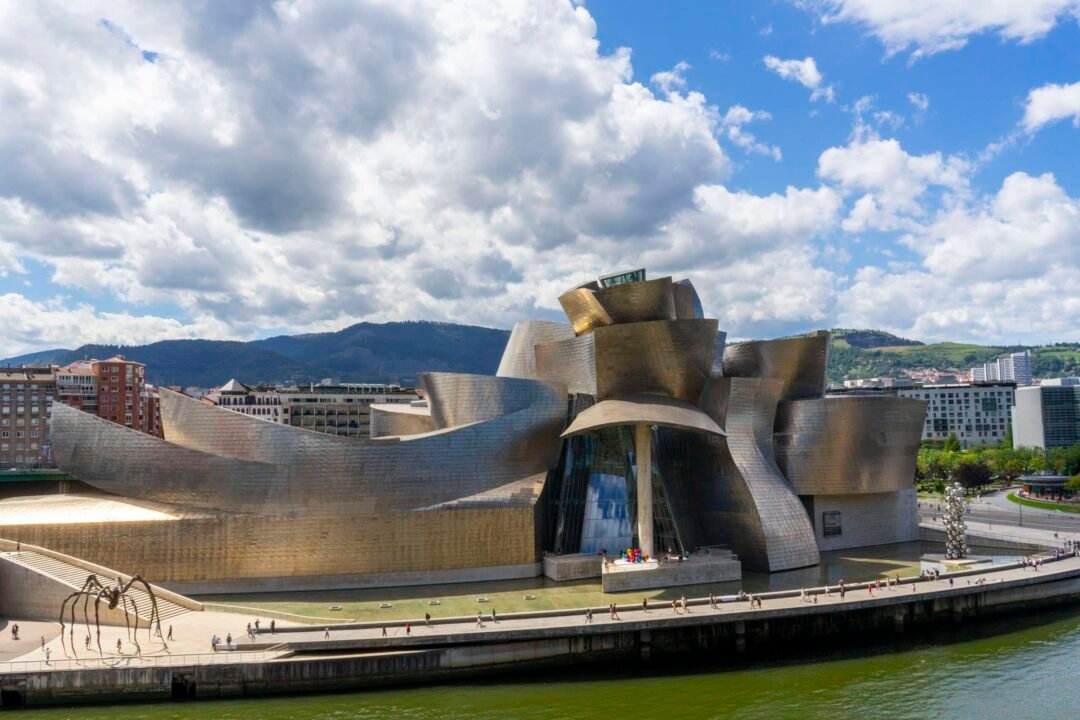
[3,558,1080,709]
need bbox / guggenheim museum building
[6,270,927,593]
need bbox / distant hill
[0,348,74,367]
[1,322,510,387]
[826,330,1080,384]
[2,323,1078,388]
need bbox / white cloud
[839,171,1080,343]
[0,1,855,349]
[709,50,730,62]
[650,61,691,95]
[818,132,970,231]
[0,293,238,357]
[907,92,929,112]
[1022,80,1080,133]
[719,105,782,160]
[803,0,1080,60]
[763,55,835,102]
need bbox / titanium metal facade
[37,268,926,589]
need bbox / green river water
[18,606,1080,720]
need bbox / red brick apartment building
[87,356,161,436]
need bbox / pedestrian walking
[642,598,648,613]
[405,624,411,636]
[476,612,484,628]
[324,628,330,640]
[117,638,123,654]
[85,633,91,650]
[44,647,50,665]
[269,619,275,635]
[255,619,261,632]
[681,595,689,613]
[167,625,173,641]
[226,632,232,647]
[612,604,620,620]
[672,598,679,614]
[425,612,431,627]
[382,626,388,637]
[491,608,497,623]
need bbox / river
[17,604,1080,720]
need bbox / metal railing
[0,643,290,675]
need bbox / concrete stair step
[0,551,190,622]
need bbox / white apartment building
[971,351,1032,386]
[204,379,284,423]
[205,379,419,439]
[897,382,1016,449]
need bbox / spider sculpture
[59,574,166,657]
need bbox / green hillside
[826,330,1080,384]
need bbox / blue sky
[0,1,1079,355]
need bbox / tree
[944,433,961,453]
[952,460,992,495]
[1065,475,1080,495]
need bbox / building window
[823,511,842,537]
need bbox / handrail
[0,645,290,675]
[0,538,203,612]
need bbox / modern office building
[203,379,420,438]
[1013,384,1080,449]
[0,368,55,469]
[972,350,1032,386]
[5,270,926,591]
[897,382,1015,448]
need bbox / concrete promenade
[234,552,1080,652]
[3,549,1076,671]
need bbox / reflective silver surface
[697,377,820,571]
[561,394,725,438]
[593,319,719,402]
[496,320,575,380]
[54,380,567,516]
[369,403,433,438]
[774,396,927,495]
[722,332,830,402]
[534,333,597,396]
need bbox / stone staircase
[0,551,190,622]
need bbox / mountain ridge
[2,325,1078,388]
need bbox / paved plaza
[4,551,1076,671]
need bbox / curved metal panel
[672,279,704,320]
[496,320,575,380]
[558,288,613,335]
[592,276,677,325]
[693,376,820,571]
[593,319,719,403]
[722,332,830,402]
[774,396,927,495]
[561,395,725,438]
[534,333,597,396]
[370,403,434,438]
[421,372,567,430]
[56,387,567,516]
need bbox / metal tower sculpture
[944,482,968,560]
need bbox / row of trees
[915,436,1080,495]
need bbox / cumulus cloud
[839,172,1080,343]
[0,0,856,349]
[763,55,835,102]
[719,106,782,160]
[802,0,1080,60]
[818,130,970,232]
[1022,80,1080,133]
[0,293,238,357]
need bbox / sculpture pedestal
[601,551,741,592]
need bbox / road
[918,489,1080,534]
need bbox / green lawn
[198,546,932,623]
[1006,492,1080,514]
